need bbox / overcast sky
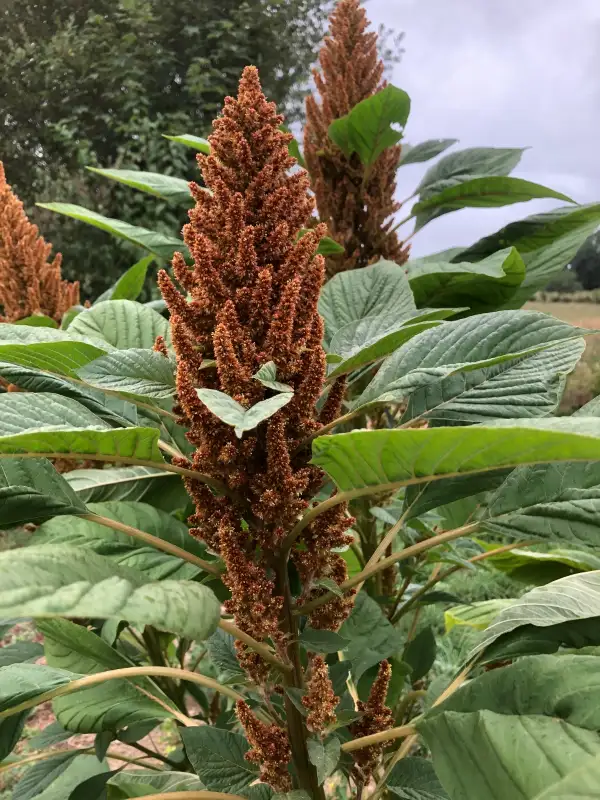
[365,0,600,256]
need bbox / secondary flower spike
[0,161,80,323]
[304,0,410,276]
[159,68,354,697]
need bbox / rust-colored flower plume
[349,660,394,782]
[159,67,354,693]
[304,0,410,277]
[0,162,80,323]
[237,700,292,792]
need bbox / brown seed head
[236,700,292,792]
[302,655,339,733]
[349,659,394,780]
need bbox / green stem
[218,619,291,673]
[83,513,222,575]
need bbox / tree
[0,0,332,296]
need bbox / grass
[526,301,600,412]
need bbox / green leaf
[407,247,526,311]
[253,362,292,393]
[29,721,72,749]
[87,167,192,203]
[0,457,87,527]
[0,323,109,378]
[417,146,525,194]
[196,388,293,438]
[419,709,600,800]
[311,419,600,497]
[110,256,155,302]
[0,663,74,712]
[0,545,221,640]
[38,618,173,732]
[403,627,437,681]
[481,546,600,584]
[207,628,245,683]
[444,599,515,632]
[162,133,211,153]
[413,176,574,231]
[16,755,108,800]
[316,236,345,256]
[182,726,259,794]
[0,711,28,761]
[282,127,306,169]
[328,84,411,165]
[31,500,209,580]
[36,203,186,260]
[13,314,58,328]
[0,393,162,461]
[307,736,341,785]
[69,769,122,800]
[474,571,600,658]
[272,793,311,800]
[339,592,404,680]
[106,769,204,798]
[398,139,458,167]
[68,300,171,350]
[386,756,449,799]
[327,317,447,380]
[0,641,43,667]
[455,203,600,305]
[63,466,180,504]
[318,258,417,344]
[299,628,349,654]
[353,309,589,412]
[78,349,176,399]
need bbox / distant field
[526,301,600,411]
[526,301,600,328]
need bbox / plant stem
[341,724,415,753]
[83,513,222,575]
[0,746,161,776]
[0,666,247,721]
[126,739,182,768]
[218,619,291,673]
[296,522,480,615]
[274,560,325,800]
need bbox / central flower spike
[159,67,354,684]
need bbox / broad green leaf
[0,663,74,712]
[417,146,525,194]
[413,176,573,231]
[196,388,293,438]
[386,756,449,799]
[162,132,211,153]
[0,323,109,378]
[318,259,417,344]
[15,755,108,800]
[69,769,122,800]
[307,736,341,785]
[401,337,584,426]
[478,462,600,551]
[317,236,345,256]
[406,247,525,311]
[36,203,186,260]
[0,457,87,527]
[532,753,600,798]
[63,466,180,504]
[0,393,162,461]
[31,500,210,580]
[327,318,445,380]
[299,628,349,654]
[455,203,600,304]
[311,419,600,497]
[444,599,515,632]
[403,627,437,680]
[328,84,411,165]
[481,546,600,584]
[339,592,404,680]
[253,361,292,393]
[87,167,192,203]
[106,769,204,798]
[475,571,600,657]
[399,139,458,167]
[0,641,43,667]
[29,721,72,749]
[38,618,173,732]
[353,310,589,411]
[0,545,221,640]
[78,349,176,399]
[182,726,259,794]
[207,628,246,683]
[13,314,58,328]
[0,712,28,761]
[111,255,155,302]
[0,362,139,427]
[419,709,600,800]
[283,127,306,169]
[68,300,171,350]
[273,793,310,800]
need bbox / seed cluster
[304,0,410,276]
